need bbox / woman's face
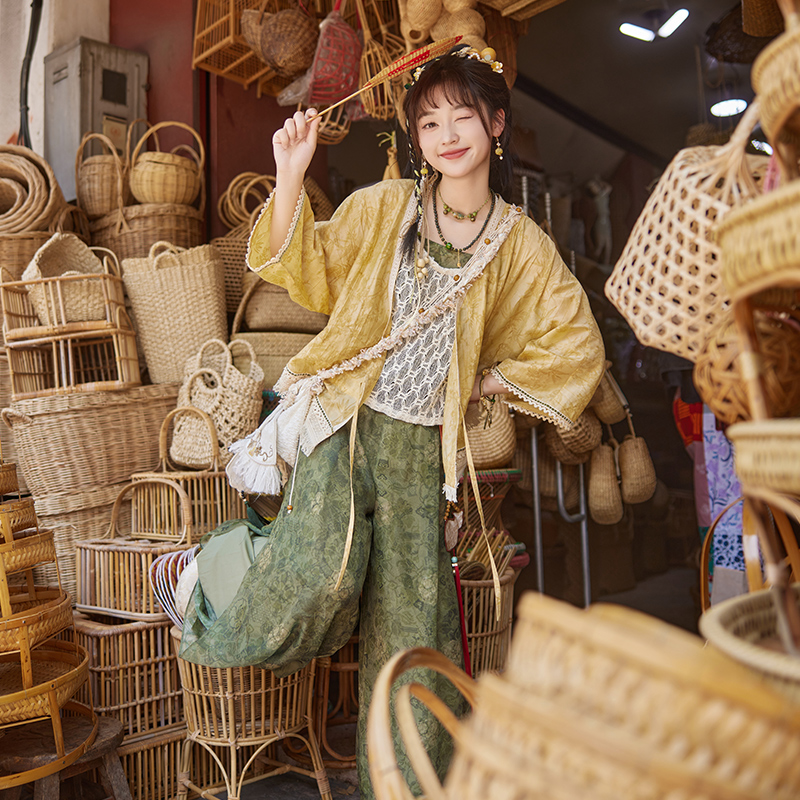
[415,89,503,181]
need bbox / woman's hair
[402,46,514,200]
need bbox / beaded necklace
[433,185,496,261]
[441,191,492,221]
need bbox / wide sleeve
[482,223,605,428]
[246,186,368,315]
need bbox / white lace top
[364,247,461,426]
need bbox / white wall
[0,0,109,153]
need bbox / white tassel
[443,483,458,502]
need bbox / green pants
[180,406,464,799]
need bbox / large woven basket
[605,102,766,361]
[0,231,52,283]
[241,270,329,333]
[122,241,226,384]
[1,382,179,497]
[727,418,800,496]
[717,178,800,298]
[231,331,316,388]
[700,584,800,703]
[0,351,27,495]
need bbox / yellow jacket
[246,179,604,498]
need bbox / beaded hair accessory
[408,45,504,86]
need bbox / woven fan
[308,36,462,121]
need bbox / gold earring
[494,138,504,160]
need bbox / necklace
[441,191,492,222]
[434,185,495,255]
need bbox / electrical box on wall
[44,37,148,202]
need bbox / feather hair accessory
[307,36,462,121]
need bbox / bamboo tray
[0,640,89,726]
[727,419,800,496]
[0,585,71,657]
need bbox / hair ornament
[454,45,504,74]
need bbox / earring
[494,138,504,160]
[420,158,429,177]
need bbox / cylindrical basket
[75,131,130,219]
[727,418,800,496]
[588,442,623,525]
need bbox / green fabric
[179,407,465,800]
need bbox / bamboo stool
[170,629,332,800]
[0,714,130,800]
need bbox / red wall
[109,0,329,240]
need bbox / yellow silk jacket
[246,179,604,498]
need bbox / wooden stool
[0,715,131,800]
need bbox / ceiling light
[711,99,748,117]
[620,22,656,41]
[657,8,689,38]
[751,140,773,155]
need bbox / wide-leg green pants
[180,406,464,799]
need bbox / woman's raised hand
[272,108,321,178]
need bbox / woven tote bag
[121,241,226,384]
[605,101,767,362]
[465,398,516,469]
[171,339,264,467]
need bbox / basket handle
[709,100,763,200]
[102,478,194,545]
[700,496,744,611]
[49,203,91,241]
[367,647,477,800]
[125,118,158,164]
[226,337,258,374]
[1,408,32,430]
[193,338,233,373]
[159,405,222,471]
[231,271,263,335]
[88,245,122,277]
[130,120,206,173]
[147,240,185,270]
[74,131,126,209]
[170,143,203,167]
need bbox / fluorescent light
[751,140,774,155]
[711,99,748,117]
[657,8,689,38]
[620,23,656,41]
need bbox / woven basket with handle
[242,270,329,333]
[465,398,516,469]
[588,441,622,525]
[74,132,129,220]
[605,102,766,361]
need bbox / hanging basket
[74,132,129,220]
[241,4,318,79]
[588,441,623,525]
[308,9,362,107]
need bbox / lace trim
[491,365,574,430]
[246,187,307,275]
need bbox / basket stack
[86,121,206,263]
[0,444,98,792]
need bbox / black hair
[398,46,514,261]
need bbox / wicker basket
[89,202,204,263]
[0,496,37,538]
[543,407,601,465]
[465,398,516,469]
[0,351,27,495]
[743,0,785,36]
[122,241,226,384]
[588,442,623,525]
[589,363,628,425]
[693,309,800,424]
[717,178,800,298]
[0,460,18,498]
[74,479,193,620]
[0,231,51,282]
[75,132,129,219]
[212,226,250,315]
[605,102,766,362]
[71,611,183,738]
[0,382,179,497]
[241,5,318,79]
[133,408,247,541]
[241,270,329,333]
[231,331,316,388]
[129,122,205,207]
[727,418,800,496]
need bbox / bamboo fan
[307,36,462,121]
[355,0,396,119]
[370,0,407,60]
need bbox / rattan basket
[0,585,71,654]
[465,399,517,469]
[0,460,18,498]
[0,231,51,283]
[241,270,329,333]
[605,102,766,361]
[75,131,129,220]
[0,531,59,617]
[589,363,628,424]
[0,496,37,539]
[1,382,178,497]
[588,441,623,525]
[241,5,318,79]
[727,418,800,495]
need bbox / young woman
[180,45,604,798]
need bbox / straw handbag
[121,241,226,384]
[74,132,129,220]
[171,339,264,467]
[129,121,205,206]
[465,398,516,469]
[605,101,766,362]
[617,412,657,505]
[588,440,623,525]
[21,233,120,326]
[241,271,329,333]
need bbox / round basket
[693,310,800,424]
[75,132,129,219]
[241,7,318,79]
[700,584,800,703]
[465,399,516,470]
[0,586,72,656]
[717,177,800,298]
[0,496,38,538]
[129,121,205,206]
[0,461,19,498]
[743,0,785,37]
[543,408,601,465]
[727,418,800,495]
[589,365,627,424]
[242,271,329,334]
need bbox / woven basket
[617,412,657,505]
[241,5,318,79]
[20,233,121,327]
[743,0,785,36]
[0,231,51,283]
[542,408,601,466]
[0,382,179,497]
[465,399,516,470]
[513,431,579,511]
[727,418,800,495]
[241,270,329,333]
[0,531,58,604]
[89,201,204,263]
[588,442,623,525]
[134,408,247,541]
[308,9,362,107]
[0,351,27,495]
[694,309,800,424]
[700,584,800,703]
[605,102,766,362]
[0,460,18,498]
[0,585,71,658]
[129,121,205,206]
[0,496,38,538]
[75,132,129,219]
[213,225,250,315]
[717,178,800,298]
[589,363,628,424]
[122,241,226,384]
